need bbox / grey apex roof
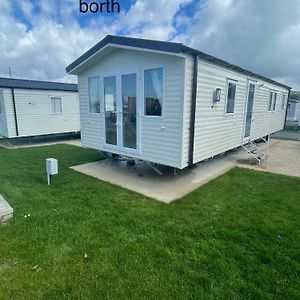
[0,77,78,92]
[66,35,291,90]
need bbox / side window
[50,97,63,114]
[225,80,237,114]
[144,67,163,116]
[281,94,286,111]
[272,92,277,111]
[88,76,100,113]
[268,91,274,112]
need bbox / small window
[144,67,163,116]
[50,97,62,114]
[88,76,100,113]
[272,92,277,111]
[281,94,286,111]
[225,80,237,114]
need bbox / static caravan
[66,35,291,169]
[0,78,80,139]
[286,98,300,124]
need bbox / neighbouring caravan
[287,98,300,124]
[0,78,80,139]
[66,35,291,169]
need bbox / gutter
[188,54,198,166]
[11,88,19,136]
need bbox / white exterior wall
[2,88,79,138]
[2,88,15,137]
[186,58,289,163]
[78,48,185,168]
[296,102,300,123]
[0,89,9,137]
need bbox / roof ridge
[0,77,77,86]
[107,34,184,46]
[66,35,291,90]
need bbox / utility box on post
[46,158,58,185]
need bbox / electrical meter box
[46,158,58,175]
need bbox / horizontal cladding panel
[2,88,17,137]
[7,89,80,137]
[193,59,288,164]
[0,89,8,137]
[79,48,185,168]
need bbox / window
[225,80,237,114]
[281,94,286,111]
[88,76,100,113]
[272,92,277,111]
[144,67,163,116]
[268,91,273,112]
[50,97,62,114]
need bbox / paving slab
[71,140,300,203]
[0,195,13,224]
[240,140,300,177]
[71,148,250,203]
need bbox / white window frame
[88,75,101,115]
[49,96,63,115]
[142,65,165,119]
[224,78,238,116]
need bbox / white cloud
[0,0,299,89]
[175,0,300,89]
[0,0,190,82]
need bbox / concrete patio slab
[0,195,13,224]
[71,139,300,203]
[71,148,250,203]
[240,140,300,177]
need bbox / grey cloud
[0,0,299,90]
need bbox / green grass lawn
[0,144,299,299]
[284,125,300,132]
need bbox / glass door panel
[122,74,137,149]
[104,76,117,146]
[244,83,255,138]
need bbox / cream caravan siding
[0,89,9,137]
[3,89,79,138]
[2,88,17,137]
[190,58,288,163]
[78,48,185,168]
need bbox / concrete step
[0,195,13,224]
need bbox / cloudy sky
[0,0,299,89]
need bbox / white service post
[46,158,58,186]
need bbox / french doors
[103,70,139,153]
